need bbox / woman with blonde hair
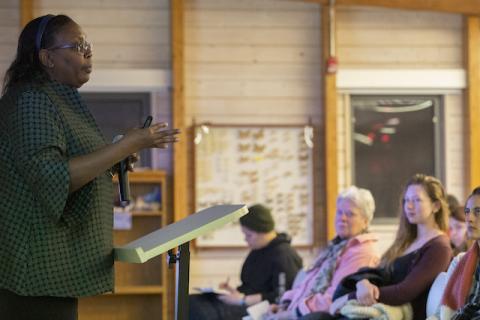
[330,174,453,320]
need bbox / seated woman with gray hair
[266,186,380,319]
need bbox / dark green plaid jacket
[0,78,114,297]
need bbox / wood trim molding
[465,16,480,191]
[293,0,480,15]
[80,69,170,92]
[322,5,338,241]
[169,1,188,319]
[20,0,34,27]
[171,0,188,223]
[337,69,466,90]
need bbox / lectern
[114,204,249,320]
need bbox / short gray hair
[336,186,375,223]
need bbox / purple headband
[35,15,55,52]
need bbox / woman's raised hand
[123,122,180,151]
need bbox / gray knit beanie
[240,204,275,233]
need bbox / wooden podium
[114,204,249,320]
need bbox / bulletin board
[194,125,314,247]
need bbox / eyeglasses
[49,40,92,55]
[336,210,359,218]
[465,207,480,218]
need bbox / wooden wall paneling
[187,79,321,98]
[187,0,315,10]
[443,94,467,199]
[186,46,321,63]
[322,4,338,240]
[337,6,462,28]
[91,45,170,69]
[186,9,319,28]
[465,16,480,192]
[293,0,480,15]
[184,0,322,125]
[336,7,463,69]
[34,0,171,70]
[338,46,462,69]
[35,0,167,7]
[2,0,24,103]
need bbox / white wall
[34,0,171,69]
[337,6,463,69]
[184,0,322,126]
[443,94,467,201]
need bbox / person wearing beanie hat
[239,204,275,233]
[189,204,303,320]
[236,204,276,251]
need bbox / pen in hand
[219,276,234,293]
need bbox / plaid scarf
[442,243,479,311]
[308,236,349,294]
[451,263,480,320]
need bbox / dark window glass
[352,95,442,219]
[81,92,152,167]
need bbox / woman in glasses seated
[0,14,179,320]
[266,186,380,319]
[428,187,480,320]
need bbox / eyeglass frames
[48,40,92,55]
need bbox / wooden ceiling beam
[292,0,480,15]
[465,16,480,192]
[171,0,189,223]
[20,0,34,27]
[322,5,338,241]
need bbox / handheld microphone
[112,134,130,207]
[112,116,153,208]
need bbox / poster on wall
[194,125,314,247]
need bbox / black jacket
[333,266,393,300]
[237,233,303,303]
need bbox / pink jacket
[282,233,380,316]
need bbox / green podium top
[114,204,248,263]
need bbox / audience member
[449,205,469,255]
[266,186,380,319]
[330,174,452,320]
[429,187,480,320]
[189,204,303,320]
